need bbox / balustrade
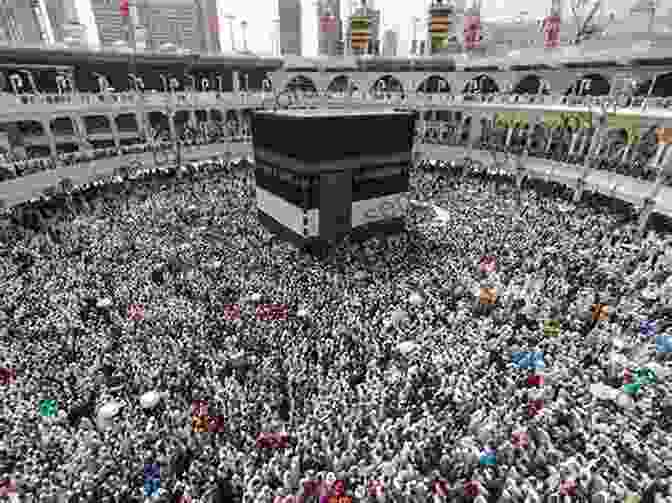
[3,89,672,113]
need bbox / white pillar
[34,0,56,44]
[67,0,101,49]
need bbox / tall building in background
[279,0,302,55]
[0,0,53,45]
[347,3,380,55]
[382,28,398,55]
[198,0,221,53]
[428,0,462,54]
[90,0,217,51]
[318,0,342,56]
[44,0,75,44]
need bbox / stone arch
[648,72,672,97]
[513,74,550,95]
[416,75,451,93]
[327,75,358,94]
[50,117,76,136]
[566,73,611,96]
[463,74,499,94]
[148,111,170,135]
[369,75,405,96]
[173,111,191,136]
[82,115,111,135]
[285,74,318,93]
[114,114,138,133]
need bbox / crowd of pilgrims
[0,144,670,503]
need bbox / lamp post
[224,14,236,51]
[579,78,591,97]
[411,16,420,56]
[273,18,281,56]
[128,73,142,92]
[186,74,196,92]
[9,74,23,95]
[56,75,67,95]
[20,70,39,94]
[165,76,181,168]
[643,75,658,111]
[262,77,272,99]
[241,20,248,52]
[160,74,169,93]
[93,73,109,94]
[215,75,223,92]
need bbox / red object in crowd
[304,480,345,497]
[207,415,225,432]
[256,304,288,321]
[623,368,633,384]
[274,497,303,503]
[368,479,385,497]
[528,399,544,417]
[432,480,449,496]
[328,497,352,503]
[512,431,529,448]
[0,368,16,385]
[559,479,577,497]
[527,374,544,386]
[464,480,480,497]
[0,479,17,497]
[119,0,129,17]
[223,304,241,320]
[127,303,145,321]
[191,400,208,417]
[256,432,289,448]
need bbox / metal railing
[3,89,672,113]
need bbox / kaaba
[251,109,417,254]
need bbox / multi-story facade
[44,0,76,44]
[279,0,302,56]
[382,28,398,56]
[318,0,342,56]
[0,0,51,45]
[347,6,380,55]
[428,0,463,55]
[89,0,216,52]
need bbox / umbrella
[229,351,248,368]
[98,401,123,419]
[409,292,423,306]
[390,309,409,326]
[354,270,368,281]
[96,298,112,309]
[616,392,635,409]
[645,362,669,380]
[397,341,419,355]
[589,383,619,401]
[140,391,161,409]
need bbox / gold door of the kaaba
[319,171,352,242]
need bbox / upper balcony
[0,91,274,121]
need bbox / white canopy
[139,391,161,409]
[397,341,420,355]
